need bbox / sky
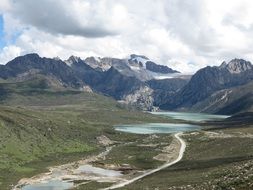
[0,15,5,48]
[0,0,253,73]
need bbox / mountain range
[0,54,252,114]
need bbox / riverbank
[13,146,116,190]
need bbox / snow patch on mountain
[94,56,101,62]
[80,54,180,80]
[65,56,80,66]
[129,54,150,68]
[152,72,186,80]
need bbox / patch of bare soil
[153,135,181,162]
[96,135,115,146]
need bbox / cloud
[0,0,11,13]
[9,0,126,38]
[1,0,253,73]
[0,45,22,64]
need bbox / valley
[12,112,221,190]
[1,1,253,189]
[8,109,253,190]
[0,78,170,189]
[0,54,252,190]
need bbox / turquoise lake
[114,111,229,134]
[151,111,229,122]
[115,123,201,134]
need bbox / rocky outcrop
[123,86,154,111]
[220,59,253,73]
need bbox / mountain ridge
[1,53,253,114]
[160,59,253,113]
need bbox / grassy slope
[191,81,253,115]
[0,78,170,189]
[2,77,253,190]
[122,126,253,190]
[103,135,173,170]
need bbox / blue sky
[0,15,5,48]
[0,14,22,50]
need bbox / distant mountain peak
[85,56,101,63]
[128,54,179,74]
[24,53,40,58]
[220,61,227,68]
[7,53,41,67]
[85,56,111,71]
[129,54,149,67]
[65,55,81,66]
[220,58,253,73]
[130,54,149,60]
[53,56,61,61]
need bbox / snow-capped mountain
[128,54,150,69]
[84,54,180,81]
[1,54,253,114]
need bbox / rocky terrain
[160,59,253,114]
[0,54,253,113]
[0,53,182,111]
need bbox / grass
[122,126,253,190]
[0,78,171,189]
[75,181,113,190]
[102,135,172,170]
[1,78,253,190]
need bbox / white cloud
[0,0,11,13]
[0,45,22,64]
[1,0,253,73]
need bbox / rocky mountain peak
[85,56,111,71]
[129,54,149,67]
[10,52,39,61]
[219,61,227,68]
[220,58,253,73]
[6,53,42,68]
[19,53,40,59]
[65,55,81,66]
[130,54,149,60]
[85,56,101,63]
[53,56,61,61]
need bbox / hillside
[160,59,253,114]
[0,78,169,189]
[191,81,253,114]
